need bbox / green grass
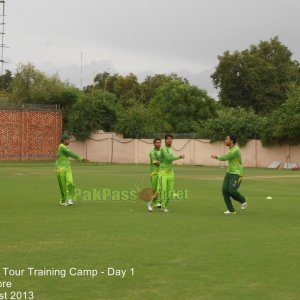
[0,162,300,300]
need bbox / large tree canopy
[88,72,188,106]
[211,37,300,114]
[67,90,119,141]
[114,104,161,138]
[150,80,217,133]
[88,72,140,107]
[139,73,188,104]
[9,63,79,108]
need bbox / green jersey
[55,143,83,172]
[149,148,161,175]
[159,145,180,174]
[217,145,243,176]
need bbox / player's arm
[61,145,85,162]
[161,147,184,162]
[149,152,159,166]
[212,148,238,161]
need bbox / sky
[4,0,300,97]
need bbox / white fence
[69,131,300,168]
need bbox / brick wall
[0,110,63,160]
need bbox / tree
[211,37,300,114]
[0,69,13,101]
[88,72,140,107]
[90,72,119,93]
[150,81,217,133]
[0,69,13,91]
[261,88,300,146]
[67,90,119,141]
[113,73,140,105]
[9,63,79,108]
[200,107,265,146]
[139,73,188,104]
[114,103,162,138]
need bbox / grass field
[0,162,300,300]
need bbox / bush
[200,107,265,146]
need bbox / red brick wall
[0,110,63,160]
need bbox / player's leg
[163,175,174,211]
[147,175,158,211]
[65,170,76,205]
[228,174,246,207]
[222,173,235,213]
[57,172,67,205]
[151,175,161,207]
[160,174,168,209]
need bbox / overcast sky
[4,0,300,97]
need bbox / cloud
[3,0,300,98]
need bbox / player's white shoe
[241,202,247,210]
[155,203,161,208]
[224,210,236,215]
[67,199,74,206]
[147,202,153,212]
[161,208,169,213]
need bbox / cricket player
[211,134,247,215]
[55,133,89,206]
[147,137,162,212]
[158,134,185,212]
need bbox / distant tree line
[0,36,299,146]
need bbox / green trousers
[56,170,75,203]
[222,172,246,212]
[158,172,174,209]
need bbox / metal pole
[80,52,83,88]
[0,0,5,75]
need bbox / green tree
[139,73,188,104]
[211,37,300,114]
[67,90,119,141]
[114,103,165,138]
[90,72,119,93]
[0,69,13,91]
[9,63,79,108]
[261,88,300,146]
[0,69,13,101]
[200,107,265,146]
[89,72,140,107]
[150,80,217,133]
[113,73,140,105]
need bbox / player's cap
[61,133,71,141]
